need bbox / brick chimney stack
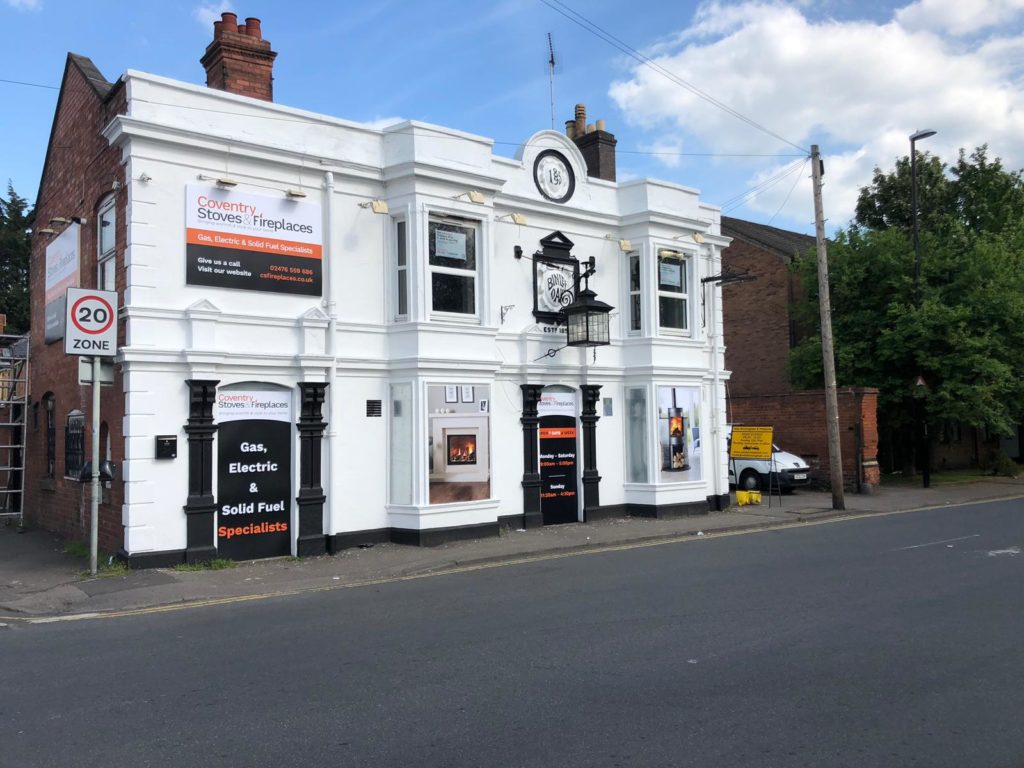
[200,12,277,102]
[566,103,617,182]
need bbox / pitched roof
[721,216,817,263]
[35,54,117,207]
[67,53,113,99]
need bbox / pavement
[2,476,1023,621]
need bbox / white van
[725,425,812,492]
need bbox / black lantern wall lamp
[562,256,612,348]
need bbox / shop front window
[389,384,413,505]
[657,386,702,482]
[427,384,490,504]
[625,386,649,483]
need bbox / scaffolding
[0,334,29,529]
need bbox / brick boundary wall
[729,387,880,491]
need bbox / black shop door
[539,414,579,525]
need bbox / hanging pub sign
[532,231,578,325]
[185,185,322,296]
[216,389,293,560]
[538,390,579,525]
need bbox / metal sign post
[64,288,118,576]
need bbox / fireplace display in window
[664,409,689,471]
[427,384,491,504]
[447,434,477,465]
[657,386,702,482]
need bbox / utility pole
[810,145,845,510]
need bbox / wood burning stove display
[657,385,702,481]
[447,434,477,465]
[664,410,689,471]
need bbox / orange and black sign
[539,414,578,524]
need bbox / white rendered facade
[107,70,730,560]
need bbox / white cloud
[6,0,41,9]
[896,0,1024,36]
[362,116,406,131]
[609,0,1024,227]
[193,2,232,28]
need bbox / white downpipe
[708,247,723,503]
[323,171,338,539]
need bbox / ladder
[0,334,28,529]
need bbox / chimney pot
[569,101,617,182]
[202,11,277,101]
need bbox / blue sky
[4,0,1024,234]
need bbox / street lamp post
[910,128,936,488]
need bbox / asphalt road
[2,499,1022,767]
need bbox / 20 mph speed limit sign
[64,288,118,357]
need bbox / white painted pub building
[27,14,730,566]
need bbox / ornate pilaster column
[184,379,218,564]
[296,382,329,556]
[580,384,603,520]
[520,384,544,529]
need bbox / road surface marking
[891,534,980,552]
[986,547,1020,557]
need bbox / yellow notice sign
[730,426,774,459]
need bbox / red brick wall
[200,14,277,102]
[729,388,880,490]
[24,61,127,554]
[722,239,794,396]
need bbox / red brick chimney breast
[200,11,277,102]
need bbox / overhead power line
[537,0,809,155]
[720,158,807,212]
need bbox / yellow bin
[736,490,762,506]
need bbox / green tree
[0,183,32,333]
[791,146,1024,470]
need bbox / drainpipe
[708,245,724,507]
[322,171,337,541]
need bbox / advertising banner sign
[185,185,322,296]
[538,390,578,524]
[216,390,292,559]
[44,224,79,342]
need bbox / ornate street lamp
[562,256,612,347]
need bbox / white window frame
[657,249,690,335]
[394,218,409,321]
[428,215,479,320]
[97,195,116,292]
[627,252,642,335]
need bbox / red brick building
[25,54,128,552]
[720,216,880,491]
